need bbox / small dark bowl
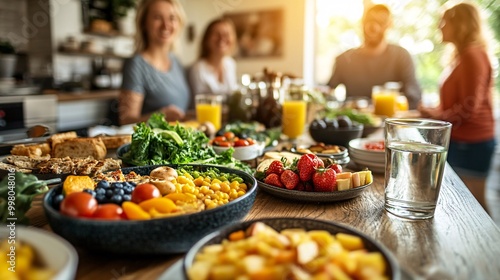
[43,164,257,255]
[309,124,364,147]
[183,217,400,280]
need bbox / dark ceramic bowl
[183,217,400,280]
[309,124,364,147]
[43,164,257,255]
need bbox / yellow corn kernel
[200,185,210,194]
[177,176,190,184]
[220,182,230,193]
[182,184,195,194]
[230,181,239,189]
[212,178,222,184]
[202,180,211,187]
[229,189,238,199]
[210,183,221,191]
[206,202,218,209]
[204,176,211,182]
[184,173,194,180]
[196,193,205,199]
[237,190,245,197]
[239,183,248,191]
[193,177,204,186]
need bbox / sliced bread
[52,138,107,159]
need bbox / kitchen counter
[43,89,120,102]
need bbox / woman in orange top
[419,2,495,212]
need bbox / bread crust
[52,138,107,159]
[11,143,51,158]
[98,135,132,149]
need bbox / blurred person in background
[418,2,495,213]
[119,0,190,125]
[188,18,238,96]
[327,4,421,109]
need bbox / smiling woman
[118,0,191,125]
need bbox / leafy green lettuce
[123,114,253,173]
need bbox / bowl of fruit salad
[43,164,257,254]
[210,132,266,161]
[184,217,400,280]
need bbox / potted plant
[0,39,17,78]
[113,0,137,35]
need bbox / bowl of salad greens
[118,114,253,174]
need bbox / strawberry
[264,173,284,188]
[328,163,343,174]
[266,160,285,176]
[295,181,305,191]
[312,168,337,192]
[304,181,314,192]
[297,154,324,182]
[280,170,300,190]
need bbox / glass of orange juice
[195,94,223,130]
[372,86,397,117]
[282,90,307,139]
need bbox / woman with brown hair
[419,2,496,212]
[119,0,190,125]
[188,18,238,96]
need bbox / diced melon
[336,172,352,180]
[336,178,351,191]
[352,173,361,188]
[357,172,367,185]
[362,171,373,184]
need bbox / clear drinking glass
[195,94,223,130]
[384,118,452,220]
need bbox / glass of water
[384,118,452,220]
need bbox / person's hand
[161,105,185,122]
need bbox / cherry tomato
[214,136,227,142]
[93,204,124,220]
[234,139,250,147]
[246,138,255,145]
[132,183,161,204]
[215,141,231,147]
[223,131,235,140]
[60,192,98,218]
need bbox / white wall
[178,0,307,80]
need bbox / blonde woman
[419,2,495,212]
[119,0,190,125]
[189,18,238,96]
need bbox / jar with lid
[227,87,254,123]
[255,69,283,128]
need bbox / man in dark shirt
[328,4,421,109]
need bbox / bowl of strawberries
[254,153,372,202]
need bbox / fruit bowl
[43,164,257,255]
[183,217,400,280]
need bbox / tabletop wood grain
[25,162,500,280]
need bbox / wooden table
[27,162,500,280]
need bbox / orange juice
[282,100,307,139]
[373,92,397,117]
[396,95,409,111]
[196,104,222,130]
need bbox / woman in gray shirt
[119,0,190,125]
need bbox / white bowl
[0,226,78,280]
[212,141,265,161]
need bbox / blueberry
[97,180,110,189]
[113,182,124,189]
[122,194,132,202]
[82,189,96,197]
[53,194,65,210]
[124,181,136,188]
[95,194,106,203]
[110,195,123,205]
[95,188,106,195]
[114,188,125,196]
[105,189,114,198]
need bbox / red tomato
[223,131,235,140]
[215,141,231,147]
[93,204,124,220]
[214,136,226,142]
[60,192,98,218]
[132,183,161,204]
[328,164,343,174]
[234,139,250,147]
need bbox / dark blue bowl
[43,164,257,255]
[183,217,400,280]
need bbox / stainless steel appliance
[0,94,57,143]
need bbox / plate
[257,179,372,202]
[349,138,385,153]
[290,145,348,159]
